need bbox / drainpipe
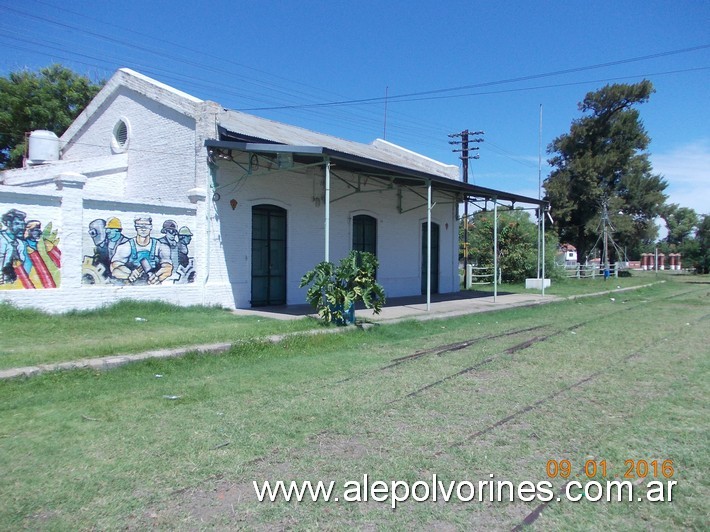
[324,157,331,262]
[427,179,432,311]
[493,199,498,303]
[541,203,546,297]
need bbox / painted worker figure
[88,218,110,273]
[111,216,173,284]
[22,220,61,288]
[158,219,180,274]
[177,226,193,268]
[0,209,28,285]
[105,217,129,262]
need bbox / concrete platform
[232,290,559,323]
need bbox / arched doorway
[421,222,439,295]
[352,214,377,256]
[251,204,287,306]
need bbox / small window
[111,119,130,152]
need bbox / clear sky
[2,0,708,215]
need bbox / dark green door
[421,222,439,295]
[252,205,287,306]
[352,215,377,256]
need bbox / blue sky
[2,0,708,215]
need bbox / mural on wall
[82,215,195,285]
[0,208,61,290]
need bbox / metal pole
[493,199,498,303]
[542,205,546,297]
[537,104,543,279]
[462,130,469,280]
[324,158,331,262]
[427,180,432,311]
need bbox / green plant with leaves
[299,251,385,325]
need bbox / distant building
[559,244,578,266]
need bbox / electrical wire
[1,1,707,175]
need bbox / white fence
[563,263,626,279]
[462,265,502,288]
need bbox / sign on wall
[82,215,196,285]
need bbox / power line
[2,3,707,179]
[240,45,710,110]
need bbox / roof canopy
[208,122,546,207]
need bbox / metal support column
[426,179,432,311]
[493,199,498,303]
[324,157,331,262]
[541,205,546,297]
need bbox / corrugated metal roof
[217,109,460,180]
[214,109,545,206]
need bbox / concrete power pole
[449,129,484,286]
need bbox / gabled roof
[60,68,203,150]
[61,68,545,206]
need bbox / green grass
[470,269,674,298]
[0,276,707,529]
[0,299,320,370]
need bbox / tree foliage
[660,204,699,246]
[691,215,710,274]
[461,208,559,283]
[544,80,667,263]
[0,64,104,168]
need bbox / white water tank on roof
[27,130,60,165]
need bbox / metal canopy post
[542,204,546,297]
[427,179,432,311]
[324,157,331,262]
[493,199,498,303]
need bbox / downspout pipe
[427,179,432,311]
[324,157,331,262]
[493,199,498,303]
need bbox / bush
[299,251,386,325]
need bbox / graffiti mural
[82,215,196,285]
[0,208,61,290]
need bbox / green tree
[544,80,667,263]
[0,64,104,168]
[694,215,710,274]
[660,204,698,246]
[461,208,558,283]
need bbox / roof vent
[27,130,60,165]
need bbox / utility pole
[449,129,484,285]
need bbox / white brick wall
[211,159,460,308]
[0,70,462,313]
[62,87,198,204]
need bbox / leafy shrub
[299,251,385,325]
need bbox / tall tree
[660,203,699,246]
[0,64,103,169]
[544,80,667,263]
[694,215,710,274]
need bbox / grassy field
[0,300,319,370]
[472,269,669,298]
[0,277,707,529]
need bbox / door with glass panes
[421,222,439,294]
[251,205,286,306]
